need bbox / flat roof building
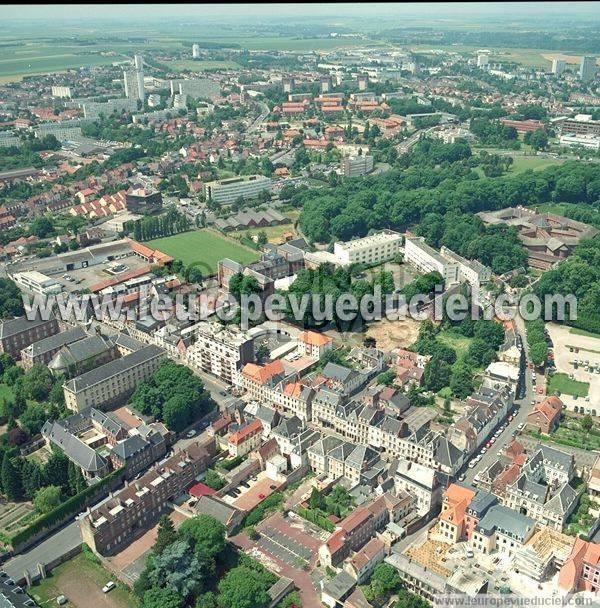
[203,175,273,206]
[333,230,402,266]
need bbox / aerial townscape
[0,3,599,608]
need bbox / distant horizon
[3,2,600,24]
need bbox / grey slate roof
[195,495,240,526]
[346,445,379,470]
[49,335,111,370]
[42,420,107,474]
[114,332,145,353]
[545,483,579,516]
[0,314,55,339]
[110,434,149,460]
[476,504,535,541]
[64,345,164,393]
[272,415,303,439]
[468,489,497,518]
[536,444,574,472]
[25,326,86,357]
[322,362,357,383]
[322,570,356,601]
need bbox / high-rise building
[340,155,374,177]
[320,75,332,93]
[357,73,368,91]
[123,70,140,100]
[282,77,295,93]
[579,56,597,82]
[133,54,145,101]
[192,43,201,59]
[552,59,566,76]
[51,86,72,98]
[476,50,490,68]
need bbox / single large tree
[217,566,271,608]
[154,514,177,555]
[179,514,226,560]
[1,456,23,501]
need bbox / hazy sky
[3,2,600,22]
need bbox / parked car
[102,582,116,593]
[56,597,68,606]
[186,429,196,438]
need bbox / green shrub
[11,467,125,547]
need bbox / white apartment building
[83,98,138,120]
[393,459,443,517]
[13,271,62,295]
[559,134,600,151]
[51,86,72,98]
[333,230,402,266]
[340,155,374,177]
[192,44,201,59]
[440,246,492,291]
[552,59,566,76]
[404,236,459,285]
[203,175,273,206]
[185,322,254,386]
[171,78,221,100]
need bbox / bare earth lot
[366,317,421,351]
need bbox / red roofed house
[559,538,600,593]
[188,481,217,499]
[298,330,333,358]
[438,483,477,544]
[318,493,404,567]
[75,187,98,205]
[227,418,263,457]
[526,396,563,434]
[241,360,286,400]
[345,537,387,584]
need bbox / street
[2,521,80,584]
[463,317,533,484]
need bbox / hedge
[216,455,244,471]
[243,492,283,527]
[11,467,125,547]
[296,506,335,532]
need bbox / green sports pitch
[145,229,259,274]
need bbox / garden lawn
[509,156,562,174]
[436,329,472,358]
[145,229,259,274]
[547,372,589,397]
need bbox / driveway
[231,532,321,608]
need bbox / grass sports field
[145,229,259,274]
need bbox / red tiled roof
[188,482,217,498]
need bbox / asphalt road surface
[3,521,80,584]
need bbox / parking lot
[225,472,284,512]
[256,512,326,568]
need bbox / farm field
[408,44,596,68]
[28,553,138,608]
[166,59,240,71]
[0,43,130,81]
[145,229,259,274]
